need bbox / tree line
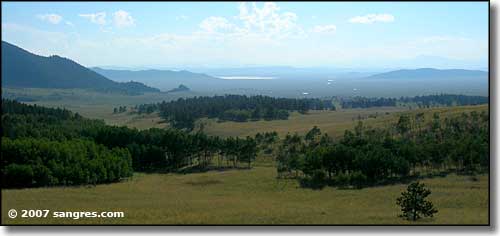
[339,94,488,109]
[276,110,489,189]
[2,99,258,188]
[131,94,486,130]
[134,95,335,130]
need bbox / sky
[1,2,489,69]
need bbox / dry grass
[200,105,488,138]
[1,168,488,225]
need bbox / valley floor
[1,167,488,225]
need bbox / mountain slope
[91,67,221,91]
[1,41,160,94]
[366,68,488,80]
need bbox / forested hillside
[2,99,258,188]
[1,41,160,95]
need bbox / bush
[300,170,326,189]
[3,164,34,188]
[335,172,350,188]
[350,171,367,189]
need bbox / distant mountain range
[91,67,223,91]
[1,41,159,94]
[2,40,488,98]
[366,68,488,80]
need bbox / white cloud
[2,23,71,56]
[176,15,189,21]
[113,10,135,28]
[36,14,63,24]
[65,21,74,27]
[236,2,301,38]
[312,24,337,34]
[79,12,106,25]
[349,13,394,24]
[200,16,234,33]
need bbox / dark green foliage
[305,126,321,143]
[400,94,488,107]
[340,94,487,109]
[277,110,489,189]
[136,95,333,130]
[396,182,438,221]
[1,41,159,95]
[3,164,34,188]
[2,99,258,188]
[341,97,397,109]
[2,137,133,188]
[113,106,128,113]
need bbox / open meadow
[200,105,489,138]
[1,167,488,225]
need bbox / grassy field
[200,105,489,138]
[1,167,488,225]
[2,87,193,127]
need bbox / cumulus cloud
[349,13,394,24]
[237,2,301,37]
[197,2,303,40]
[199,16,234,33]
[79,12,107,25]
[36,14,63,24]
[113,10,135,28]
[312,24,337,34]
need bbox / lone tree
[396,182,438,221]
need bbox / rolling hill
[1,41,160,94]
[365,68,488,80]
[91,67,221,91]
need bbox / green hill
[1,41,160,95]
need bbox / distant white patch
[327,82,331,85]
[353,88,358,91]
[37,14,63,24]
[302,92,309,95]
[327,79,334,82]
[219,76,275,80]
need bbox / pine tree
[396,182,438,221]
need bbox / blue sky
[1,2,489,69]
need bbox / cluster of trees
[219,108,290,122]
[399,94,488,107]
[340,94,488,109]
[340,97,397,109]
[130,94,486,131]
[2,99,258,188]
[2,137,132,188]
[135,95,335,130]
[277,110,489,189]
[135,103,158,114]
[255,131,279,154]
[113,106,128,114]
